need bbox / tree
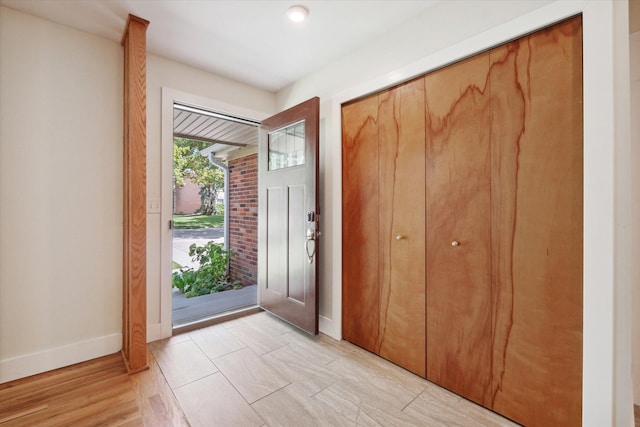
[173,137,224,215]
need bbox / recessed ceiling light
[287,5,309,22]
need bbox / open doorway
[171,103,259,328]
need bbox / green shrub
[172,242,241,298]
[215,203,225,216]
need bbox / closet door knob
[396,235,405,240]
[451,240,460,247]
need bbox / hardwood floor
[0,350,188,426]
[3,312,637,426]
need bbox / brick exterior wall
[228,154,258,286]
[174,176,201,214]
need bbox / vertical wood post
[121,14,149,374]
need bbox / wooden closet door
[489,16,583,426]
[425,52,493,405]
[342,94,380,353]
[377,78,426,377]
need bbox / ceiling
[0,0,440,92]
[173,104,258,159]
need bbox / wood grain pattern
[377,78,426,377]
[0,354,131,426]
[425,51,493,405]
[489,16,583,426]
[0,351,190,426]
[341,16,583,426]
[341,94,380,353]
[121,14,149,374]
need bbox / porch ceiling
[173,104,259,159]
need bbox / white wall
[277,0,553,109]
[275,0,634,425]
[631,30,640,406]
[0,6,123,383]
[0,5,277,380]
[0,5,276,379]
[613,1,633,422]
[146,54,275,341]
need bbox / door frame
[153,87,271,341]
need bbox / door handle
[305,227,316,264]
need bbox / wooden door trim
[121,14,149,374]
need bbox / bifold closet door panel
[489,16,583,426]
[377,79,426,377]
[425,52,493,405]
[342,94,380,353]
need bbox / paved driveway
[173,227,224,269]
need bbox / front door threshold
[172,305,262,335]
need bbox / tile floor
[149,312,519,426]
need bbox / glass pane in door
[268,120,305,170]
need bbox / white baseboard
[0,333,122,384]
